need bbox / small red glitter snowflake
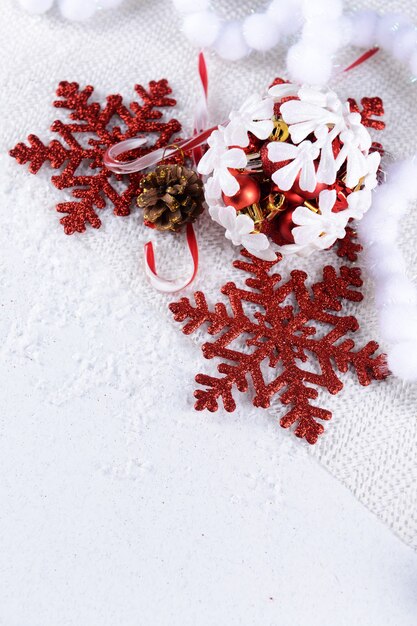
[170,233,388,444]
[348,96,385,130]
[10,80,182,234]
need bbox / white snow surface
[1,188,417,624]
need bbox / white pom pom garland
[242,13,281,52]
[17,0,125,19]
[172,0,208,13]
[18,0,54,13]
[182,10,221,48]
[173,0,304,60]
[174,0,417,75]
[387,341,417,382]
[58,0,96,21]
[214,21,251,62]
[358,157,417,382]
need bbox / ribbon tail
[192,51,209,165]
[343,47,380,73]
[144,223,199,293]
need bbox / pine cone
[137,165,204,232]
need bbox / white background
[1,1,417,624]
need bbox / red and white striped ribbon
[104,52,209,293]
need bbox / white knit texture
[1,0,417,549]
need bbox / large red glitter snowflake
[10,80,181,234]
[170,231,387,444]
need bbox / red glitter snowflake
[170,233,387,444]
[10,80,181,234]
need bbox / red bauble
[268,184,305,209]
[266,207,296,245]
[276,209,296,244]
[290,172,328,199]
[260,143,291,179]
[244,132,262,154]
[222,174,261,211]
[332,191,349,213]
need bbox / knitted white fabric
[1,0,416,548]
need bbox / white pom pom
[287,42,332,85]
[337,15,354,47]
[375,275,417,307]
[97,0,124,8]
[391,25,417,62]
[370,185,402,216]
[183,10,221,47]
[361,218,398,246]
[267,0,303,35]
[302,19,343,52]
[58,0,96,20]
[173,0,208,13]
[18,0,54,13]
[388,340,417,382]
[379,304,417,343]
[349,10,378,48]
[410,49,417,77]
[215,21,250,61]
[366,249,407,280]
[375,12,410,51]
[303,0,342,21]
[242,13,280,52]
[387,158,417,194]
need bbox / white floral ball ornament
[198,82,381,260]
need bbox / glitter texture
[10,80,181,234]
[170,233,388,444]
[348,96,385,131]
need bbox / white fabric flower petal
[345,189,372,220]
[267,141,299,162]
[292,205,318,226]
[364,151,381,190]
[222,147,248,169]
[198,128,247,195]
[345,109,372,152]
[242,235,277,261]
[335,130,368,189]
[241,232,269,251]
[247,119,274,140]
[217,205,240,232]
[268,83,300,99]
[298,87,342,114]
[225,123,251,147]
[292,223,323,246]
[319,189,337,214]
[224,95,274,147]
[299,158,317,192]
[315,132,337,185]
[271,159,301,191]
[217,168,240,196]
[235,213,256,236]
[208,203,221,223]
[198,148,217,176]
[205,176,222,202]
[291,189,347,251]
[280,99,341,144]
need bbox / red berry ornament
[222,174,261,211]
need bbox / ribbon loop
[144,223,199,293]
